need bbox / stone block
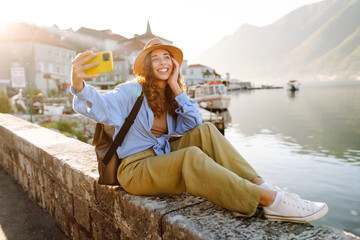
[51,148,98,201]
[27,178,37,202]
[39,150,56,177]
[94,183,121,218]
[43,194,55,217]
[51,156,66,185]
[16,137,39,162]
[15,126,78,166]
[64,164,74,191]
[114,191,203,239]
[18,153,26,171]
[3,143,18,164]
[54,182,74,217]
[34,184,44,206]
[32,167,45,188]
[91,208,120,240]
[0,125,14,147]
[74,197,91,232]
[21,172,30,193]
[17,167,24,187]
[71,170,96,203]
[1,152,10,172]
[12,148,19,165]
[54,201,72,238]
[70,224,92,240]
[23,155,34,180]
[0,114,35,132]
[43,173,56,197]
[10,161,19,182]
[161,201,359,240]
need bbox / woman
[71,38,328,222]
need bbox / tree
[203,69,212,78]
[0,90,11,113]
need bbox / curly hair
[136,51,186,118]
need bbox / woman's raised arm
[71,51,99,92]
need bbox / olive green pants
[117,122,264,216]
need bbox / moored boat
[187,82,231,110]
[287,80,300,91]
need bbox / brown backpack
[92,93,144,185]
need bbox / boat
[261,84,283,89]
[287,80,300,91]
[187,82,231,110]
[227,81,252,91]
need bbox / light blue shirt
[71,81,202,158]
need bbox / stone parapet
[0,113,358,240]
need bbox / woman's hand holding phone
[71,51,99,92]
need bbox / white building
[184,64,222,86]
[0,23,77,96]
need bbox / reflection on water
[227,85,360,162]
[224,84,360,236]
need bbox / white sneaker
[263,191,328,223]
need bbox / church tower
[146,20,152,34]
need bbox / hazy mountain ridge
[195,0,360,83]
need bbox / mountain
[195,0,360,84]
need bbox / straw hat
[133,38,183,76]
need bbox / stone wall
[0,113,358,240]
[17,114,96,144]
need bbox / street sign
[10,67,26,88]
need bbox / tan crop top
[151,112,168,138]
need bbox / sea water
[224,82,360,235]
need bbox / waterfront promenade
[0,166,67,240]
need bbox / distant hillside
[195,0,360,84]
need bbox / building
[0,23,77,96]
[44,24,130,89]
[45,21,192,89]
[184,64,222,86]
[0,21,197,95]
[44,25,128,53]
[126,21,173,46]
[87,20,179,87]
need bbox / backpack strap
[102,92,144,165]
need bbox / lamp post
[26,62,33,123]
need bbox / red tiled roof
[131,32,171,43]
[188,64,208,68]
[113,40,145,60]
[77,27,127,41]
[0,23,76,50]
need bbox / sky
[1,0,323,63]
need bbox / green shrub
[24,88,42,96]
[48,88,57,97]
[0,90,11,113]
[41,120,85,142]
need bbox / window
[48,63,53,73]
[11,62,20,67]
[39,62,45,72]
[56,65,61,73]
[208,86,214,95]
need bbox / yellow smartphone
[84,51,114,75]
